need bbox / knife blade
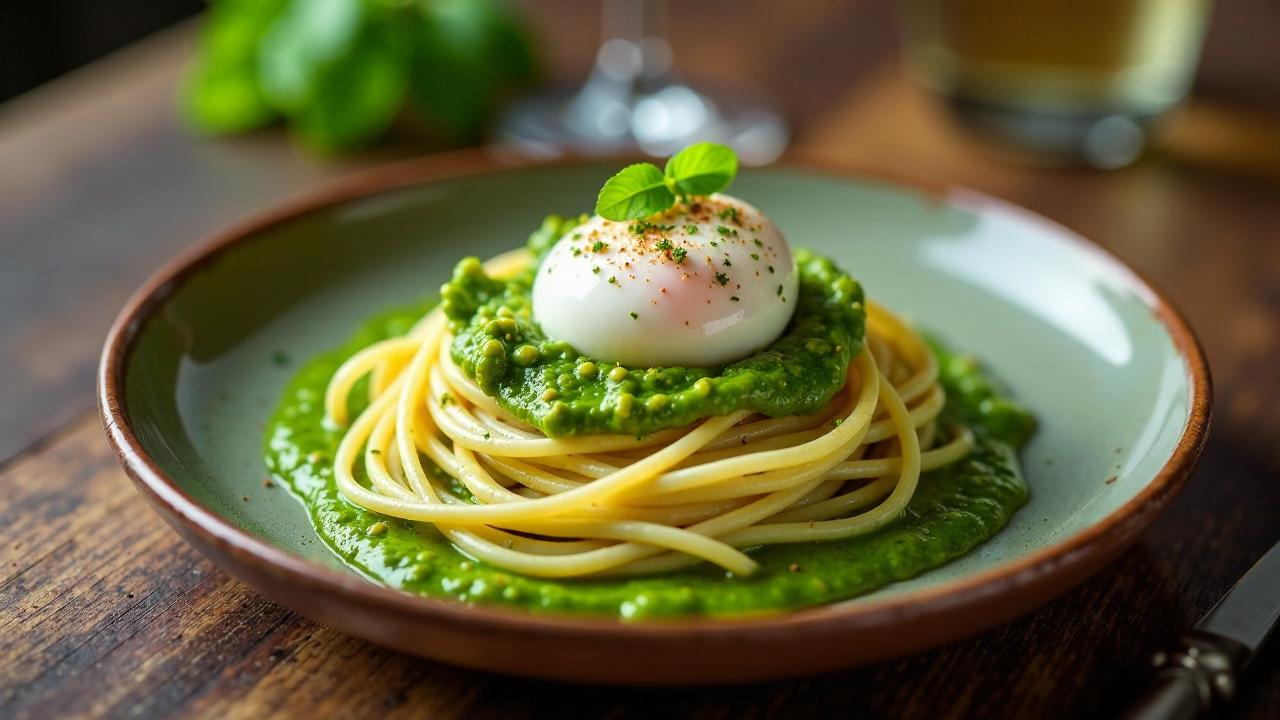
[1198,541,1280,654]
[1120,540,1280,720]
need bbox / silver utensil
[1121,541,1280,719]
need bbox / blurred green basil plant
[183,0,536,152]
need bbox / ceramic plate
[99,154,1210,684]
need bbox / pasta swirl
[325,252,970,578]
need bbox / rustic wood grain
[4,95,1280,720]
[0,25,386,465]
[3,2,1280,717]
[1,391,1276,720]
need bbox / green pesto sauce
[264,303,1034,620]
[438,216,866,438]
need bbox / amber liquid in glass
[903,0,1211,166]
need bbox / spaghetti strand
[325,255,968,578]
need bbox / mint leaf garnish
[595,143,741,221]
[664,142,738,197]
[595,163,674,221]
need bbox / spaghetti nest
[325,251,973,578]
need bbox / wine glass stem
[597,0,673,85]
[603,0,666,43]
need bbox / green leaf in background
[595,163,675,221]
[411,0,536,142]
[258,0,365,114]
[259,0,411,152]
[291,19,412,152]
[182,0,288,134]
[664,142,739,197]
[183,0,537,152]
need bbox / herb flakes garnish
[715,272,730,286]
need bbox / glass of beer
[901,0,1212,168]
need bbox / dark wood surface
[2,4,1279,718]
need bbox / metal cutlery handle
[1120,630,1249,720]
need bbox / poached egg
[531,194,799,367]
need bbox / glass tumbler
[901,0,1213,168]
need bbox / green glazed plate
[99,154,1210,684]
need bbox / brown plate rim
[96,149,1212,665]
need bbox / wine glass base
[493,84,790,165]
[941,94,1166,169]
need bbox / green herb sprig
[184,0,536,153]
[594,143,739,221]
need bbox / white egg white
[531,194,799,367]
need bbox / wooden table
[3,8,1279,719]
